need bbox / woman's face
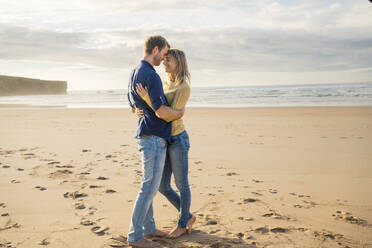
[163,54,177,74]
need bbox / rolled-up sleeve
[147,73,167,111]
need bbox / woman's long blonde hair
[167,49,190,85]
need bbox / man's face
[153,46,169,66]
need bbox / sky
[0,0,371,90]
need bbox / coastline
[1,107,371,247]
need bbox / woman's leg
[167,131,192,228]
[158,150,181,211]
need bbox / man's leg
[127,137,166,244]
[143,137,168,236]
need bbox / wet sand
[0,107,371,247]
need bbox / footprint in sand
[79,171,91,175]
[23,153,35,156]
[270,227,290,233]
[235,232,244,238]
[38,239,50,246]
[48,161,60,165]
[16,168,24,171]
[49,169,73,179]
[226,172,239,176]
[0,241,16,248]
[302,200,317,208]
[255,226,269,234]
[75,202,86,210]
[2,165,11,168]
[313,230,344,242]
[107,236,128,248]
[262,212,291,221]
[97,176,109,180]
[35,186,47,191]
[269,189,278,194]
[82,149,91,152]
[243,198,259,204]
[251,192,263,196]
[88,206,98,215]
[10,180,20,184]
[91,226,110,236]
[1,213,9,217]
[252,179,263,183]
[105,189,116,194]
[209,229,221,234]
[56,165,74,169]
[89,185,102,189]
[204,214,219,226]
[80,219,95,226]
[0,222,21,232]
[206,220,218,225]
[64,191,88,199]
[333,211,370,227]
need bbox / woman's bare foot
[168,226,187,238]
[186,215,196,234]
[128,238,160,248]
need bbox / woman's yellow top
[142,80,190,136]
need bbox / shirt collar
[141,60,155,71]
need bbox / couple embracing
[127,35,195,247]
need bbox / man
[126,35,184,248]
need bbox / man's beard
[154,54,162,66]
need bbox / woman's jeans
[127,135,167,243]
[159,130,192,228]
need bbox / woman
[135,48,196,238]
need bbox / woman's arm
[136,84,154,111]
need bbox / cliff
[0,75,67,96]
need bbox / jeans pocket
[138,137,155,152]
[180,133,190,151]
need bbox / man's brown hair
[144,35,170,55]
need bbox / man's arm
[144,73,185,122]
[136,84,183,122]
[155,105,184,121]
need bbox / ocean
[0,83,371,109]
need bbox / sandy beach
[0,107,371,248]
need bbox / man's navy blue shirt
[127,60,172,141]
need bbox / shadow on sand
[106,229,256,248]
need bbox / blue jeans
[127,135,167,243]
[159,130,192,228]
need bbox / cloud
[87,0,257,11]
[0,0,371,76]
[1,22,371,74]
